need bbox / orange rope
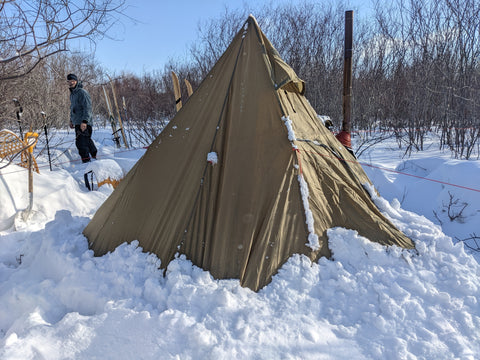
[97,178,121,189]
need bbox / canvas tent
[84,15,414,291]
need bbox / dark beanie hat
[67,73,78,81]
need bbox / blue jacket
[70,82,92,126]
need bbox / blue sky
[81,0,370,76]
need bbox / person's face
[80,122,87,131]
[68,79,77,89]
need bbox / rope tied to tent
[296,138,480,193]
[293,147,303,175]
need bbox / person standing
[67,73,97,163]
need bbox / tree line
[1,0,479,159]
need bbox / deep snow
[0,127,479,359]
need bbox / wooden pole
[342,10,353,134]
[24,132,38,220]
[171,71,182,112]
[103,86,121,148]
[27,150,33,215]
[111,85,129,149]
[184,78,193,98]
[107,75,129,148]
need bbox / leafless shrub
[1,0,479,158]
[455,233,480,252]
[354,130,396,158]
[433,191,469,225]
[0,0,127,81]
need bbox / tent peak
[246,14,259,27]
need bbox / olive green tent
[84,15,414,291]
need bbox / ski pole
[122,96,133,148]
[12,98,23,139]
[41,111,52,171]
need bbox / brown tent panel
[84,16,414,291]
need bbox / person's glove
[69,121,74,129]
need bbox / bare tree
[2,0,479,159]
[0,0,126,81]
[103,70,174,146]
[362,0,480,158]
[189,7,247,77]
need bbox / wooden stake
[185,78,193,98]
[171,71,182,112]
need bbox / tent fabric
[84,15,414,291]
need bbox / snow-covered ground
[1,127,479,359]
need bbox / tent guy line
[360,160,480,193]
[300,148,480,193]
[2,141,478,193]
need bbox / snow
[297,174,320,251]
[1,128,480,359]
[282,115,296,142]
[85,159,124,182]
[280,115,320,251]
[207,152,218,165]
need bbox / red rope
[2,145,478,194]
[293,148,303,175]
[360,161,480,192]
[300,149,480,193]
[334,126,480,136]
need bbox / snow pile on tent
[85,159,124,183]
